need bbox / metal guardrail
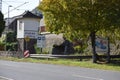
[30,54,120,59]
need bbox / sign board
[25,36,30,42]
[24,30,37,39]
[95,37,108,53]
[37,35,46,48]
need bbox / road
[0,60,120,80]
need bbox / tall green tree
[39,0,120,63]
[0,11,5,37]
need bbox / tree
[0,11,5,37]
[39,0,120,63]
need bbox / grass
[0,56,120,71]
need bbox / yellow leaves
[39,0,120,41]
[39,0,57,11]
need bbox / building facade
[5,10,42,55]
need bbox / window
[19,21,23,30]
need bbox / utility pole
[8,5,12,28]
[0,0,1,11]
[5,5,12,51]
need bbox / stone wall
[17,38,24,54]
[0,51,23,58]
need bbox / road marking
[0,76,14,80]
[73,74,104,80]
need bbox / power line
[4,2,29,15]
[3,0,24,3]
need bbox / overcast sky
[2,0,40,18]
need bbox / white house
[17,11,41,39]
[31,7,46,32]
[5,10,42,54]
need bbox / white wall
[40,17,45,26]
[17,18,40,38]
[17,19,24,38]
[24,18,40,31]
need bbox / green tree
[39,0,120,63]
[0,11,5,37]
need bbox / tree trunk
[107,37,110,63]
[90,31,97,63]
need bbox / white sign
[24,30,37,39]
[37,35,46,48]
[95,37,108,53]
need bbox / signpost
[37,35,46,54]
[24,36,30,57]
[37,35,46,48]
[25,36,30,50]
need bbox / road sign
[25,36,30,42]
[37,35,46,48]
[24,50,30,58]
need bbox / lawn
[0,56,120,71]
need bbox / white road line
[73,74,104,80]
[0,76,14,80]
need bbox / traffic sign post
[37,35,46,48]
[37,35,46,54]
[25,36,30,50]
[25,36,30,42]
[24,50,30,58]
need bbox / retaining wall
[0,51,23,58]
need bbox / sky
[2,0,40,18]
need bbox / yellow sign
[25,36,30,42]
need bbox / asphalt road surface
[0,60,120,80]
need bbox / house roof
[31,7,43,18]
[17,10,42,19]
[5,10,43,26]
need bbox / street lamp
[5,5,12,51]
[0,0,2,12]
[8,5,12,29]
